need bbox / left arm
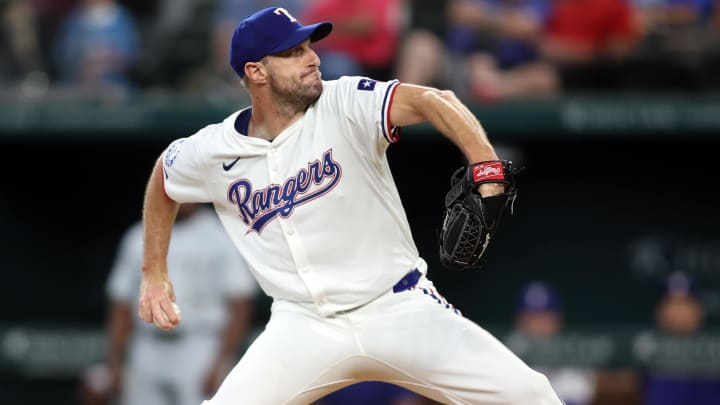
[389,83,504,196]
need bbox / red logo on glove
[472,161,505,182]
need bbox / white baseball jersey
[161,76,427,315]
[160,76,563,405]
[107,207,258,334]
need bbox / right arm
[137,157,181,330]
[389,83,505,197]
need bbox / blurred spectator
[183,0,309,100]
[397,0,558,103]
[82,203,259,405]
[628,0,714,90]
[406,0,449,38]
[505,281,597,405]
[301,0,404,81]
[133,0,218,89]
[52,0,140,98]
[0,0,48,96]
[394,0,449,88]
[641,271,720,405]
[313,381,429,405]
[28,0,77,83]
[702,0,720,88]
[460,0,559,102]
[540,0,640,90]
[633,0,713,33]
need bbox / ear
[244,62,267,85]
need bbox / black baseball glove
[439,160,518,270]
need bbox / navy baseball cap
[664,271,698,298]
[516,282,561,313]
[229,7,333,78]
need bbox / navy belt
[393,269,422,293]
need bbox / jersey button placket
[267,149,279,178]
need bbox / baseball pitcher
[138,7,562,405]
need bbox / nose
[308,48,321,68]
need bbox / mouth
[303,70,321,80]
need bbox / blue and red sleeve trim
[381,80,401,143]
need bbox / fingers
[152,299,180,330]
[138,280,181,330]
[138,293,154,324]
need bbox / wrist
[141,262,167,277]
[478,183,505,197]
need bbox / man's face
[517,311,562,338]
[264,39,323,108]
[657,295,703,336]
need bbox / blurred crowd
[2,0,720,103]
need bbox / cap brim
[268,22,333,55]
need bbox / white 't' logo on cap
[274,8,297,22]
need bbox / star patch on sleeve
[357,79,376,91]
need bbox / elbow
[421,88,458,104]
[438,89,457,100]
[417,89,459,116]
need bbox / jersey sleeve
[332,76,402,146]
[105,224,142,303]
[161,132,211,203]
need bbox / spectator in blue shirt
[53,0,139,96]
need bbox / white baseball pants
[204,276,562,404]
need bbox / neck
[248,94,306,141]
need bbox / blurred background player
[505,281,597,405]
[80,203,259,405]
[508,281,645,405]
[641,271,720,405]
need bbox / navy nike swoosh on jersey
[222,157,242,171]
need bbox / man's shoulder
[321,76,394,99]
[322,76,368,90]
[317,76,377,109]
